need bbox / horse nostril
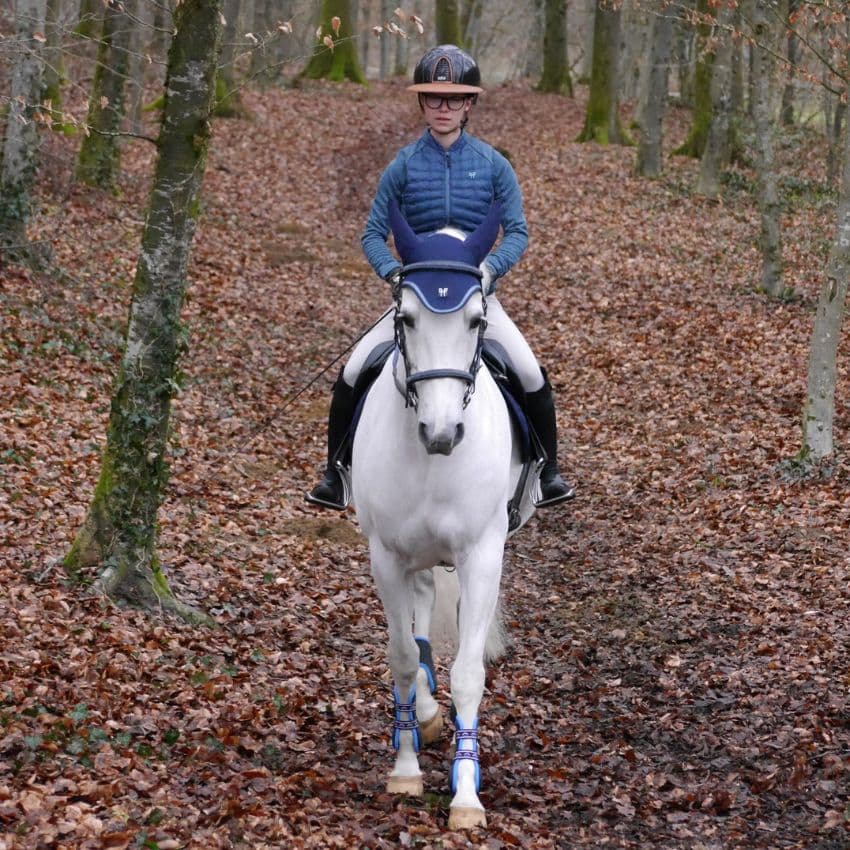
[454,423,465,445]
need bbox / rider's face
[421,94,472,140]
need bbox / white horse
[350,202,537,829]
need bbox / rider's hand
[479,262,494,295]
[385,267,402,297]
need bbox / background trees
[1,0,848,596]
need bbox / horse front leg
[449,538,504,830]
[370,542,424,795]
[412,569,442,745]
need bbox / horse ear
[388,199,421,262]
[465,202,502,262]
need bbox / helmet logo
[433,56,454,83]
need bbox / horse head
[389,201,501,455]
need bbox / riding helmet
[408,44,483,94]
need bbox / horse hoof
[387,775,424,796]
[448,806,487,830]
[419,710,443,745]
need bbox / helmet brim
[408,82,484,94]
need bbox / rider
[306,44,575,510]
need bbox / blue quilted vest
[399,131,496,235]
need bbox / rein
[393,261,487,410]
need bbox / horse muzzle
[419,421,465,455]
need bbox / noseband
[393,261,488,410]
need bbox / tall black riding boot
[305,373,358,510]
[525,374,576,508]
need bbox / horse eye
[401,315,415,329]
[470,316,484,330]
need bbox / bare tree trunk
[524,0,544,78]
[42,0,65,112]
[128,0,154,134]
[379,0,391,78]
[697,5,735,196]
[0,0,49,266]
[673,0,713,157]
[302,0,365,82]
[577,0,629,144]
[751,0,783,296]
[780,0,798,126]
[635,2,672,178]
[76,0,137,191]
[435,0,462,45]
[64,0,224,620]
[395,20,410,77]
[799,42,850,464]
[216,0,249,115]
[537,0,573,95]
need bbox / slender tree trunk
[537,0,573,96]
[799,39,850,463]
[76,0,136,191]
[524,0,544,78]
[216,0,249,115]
[394,20,410,77]
[577,0,629,144]
[435,0,462,46]
[128,0,154,134]
[673,0,713,157]
[752,0,783,296]
[301,0,366,82]
[76,0,99,38]
[635,3,672,178]
[697,5,735,196]
[0,0,49,266]
[42,0,65,113]
[379,0,391,78]
[64,0,224,620]
[780,0,798,126]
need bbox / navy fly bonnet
[388,200,501,312]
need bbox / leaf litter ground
[1,81,848,849]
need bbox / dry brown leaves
[1,79,848,848]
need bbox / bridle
[393,261,488,411]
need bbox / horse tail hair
[430,566,508,664]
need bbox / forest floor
[1,78,849,849]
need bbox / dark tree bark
[537,0,573,96]
[42,0,65,113]
[64,0,224,619]
[673,0,713,158]
[752,0,783,296]
[577,0,629,144]
[780,0,799,126]
[76,0,137,191]
[0,0,49,266]
[435,0,462,46]
[635,3,672,178]
[301,0,366,83]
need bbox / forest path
[1,81,848,848]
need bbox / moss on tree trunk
[301,0,365,83]
[577,0,629,144]
[672,0,713,158]
[76,0,135,191]
[65,0,222,623]
[435,0,463,46]
[537,0,573,96]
